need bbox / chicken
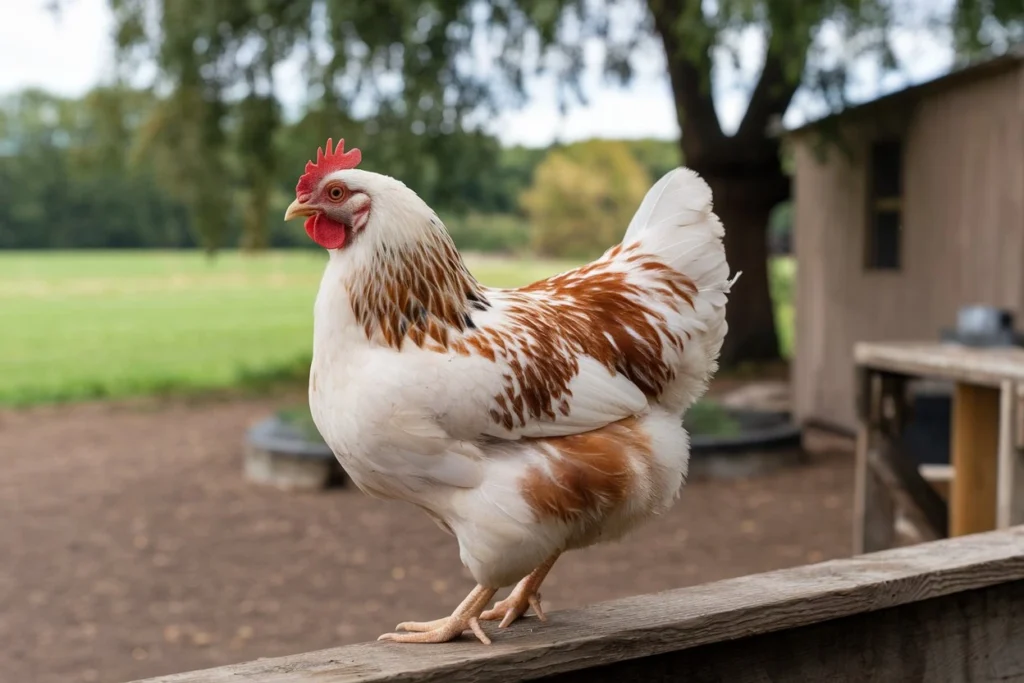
[283,138,735,644]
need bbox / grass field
[0,250,794,407]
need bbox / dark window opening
[866,139,903,270]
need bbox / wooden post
[951,383,1000,535]
[864,373,948,545]
[854,369,895,553]
[854,424,894,553]
[997,381,1024,528]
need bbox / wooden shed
[785,49,1024,434]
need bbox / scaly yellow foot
[378,584,498,644]
[480,553,559,628]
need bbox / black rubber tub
[244,405,805,488]
[244,414,344,490]
[686,408,804,480]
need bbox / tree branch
[735,47,803,142]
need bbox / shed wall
[792,65,1024,431]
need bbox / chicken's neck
[342,232,489,351]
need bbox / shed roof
[783,47,1024,136]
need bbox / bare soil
[0,390,853,683]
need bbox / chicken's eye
[327,185,346,201]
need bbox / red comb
[296,138,362,196]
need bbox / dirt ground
[0,389,854,683]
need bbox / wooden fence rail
[130,527,1024,683]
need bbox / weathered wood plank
[853,368,895,553]
[540,580,1024,683]
[854,341,1024,388]
[999,381,1024,528]
[855,424,894,553]
[128,527,1024,683]
[952,383,1001,535]
[1017,391,1024,448]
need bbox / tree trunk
[699,169,787,366]
[647,0,805,367]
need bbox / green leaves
[69,0,1024,251]
[955,0,1024,55]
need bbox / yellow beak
[284,198,318,221]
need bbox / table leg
[854,423,894,553]
[997,381,1024,528]
[854,369,897,553]
[951,383,1000,536]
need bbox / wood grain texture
[540,580,1024,683]
[1016,392,1024,449]
[854,369,895,553]
[854,343,1024,389]
[855,425,895,553]
[952,383,1001,536]
[999,381,1024,528]
[856,344,1024,387]
[127,527,1024,683]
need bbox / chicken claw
[481,553,560,628]
[480,589,546,628]
[378,584,498,645]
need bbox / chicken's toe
[377,584,497,645]
[480,590,545,627]
[480,555,560,628]
[392,618,449,632]
[378,615,490,645]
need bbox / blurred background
[1,0,1020,681]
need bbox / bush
[521,140,651,259]
[441,212,532,254]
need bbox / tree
[624,138,682,182]
[0,87,193,249]
[522,140,651,258]
[98,0,1023,365]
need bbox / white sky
[0,0,958,147]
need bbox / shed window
[865,139,903,270]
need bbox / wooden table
[853,341,1024,553]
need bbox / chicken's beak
[284,198,317,222]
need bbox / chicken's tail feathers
[622,167,716,243]
[619,167,736,414]
[621,166,734,306]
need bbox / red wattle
[304,214,348,250]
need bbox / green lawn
[0,250,794,407]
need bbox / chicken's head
[284,138,484,348]
[283,138,375,251]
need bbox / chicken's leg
[480,553,560,628]
[377,584,499,644]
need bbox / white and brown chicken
[283,139,735,644]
